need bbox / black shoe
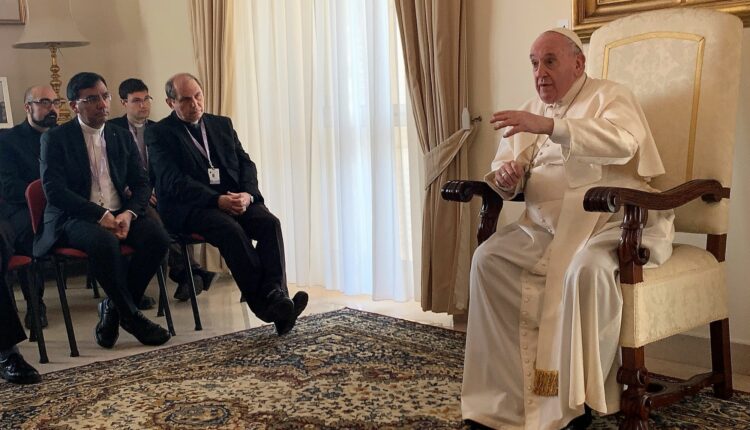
[120,311,171,346]
[137,295,156,310]
[0,352,41,384]
[560,405,592,430]
[173,277,203,302]
[24,300,48,330]
[291,291,308,317]
[196,269,218,291]
[95,299,120,349]
[464,419,493,430]
[273,291,308,336]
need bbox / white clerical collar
[78,116,105,135]
[547,73,587,110]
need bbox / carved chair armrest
[583,179,730,284]
[441,180,504,245]
[583,179,729,213]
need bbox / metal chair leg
[54,257,79,357]
[156,265,175,336]
[182,240,202,331]
[27,262,48,363]
[7,272,18,311]
[86,266,100,298]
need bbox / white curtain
[233,0,422,300]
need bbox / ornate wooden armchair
[442,8,742,430]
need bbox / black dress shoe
[137,295,157,310]
[274,291,309,336]
[24,300,48,330]
[291,291,308,317]
[173,277,203,302]
[560,405,592,430]
[264,292,294,322]
[95,298,120,349]
[0,352,41,384]
[464,419,493,430]
[197,270,217,291]
[120,311,171,346]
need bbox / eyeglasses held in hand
[76,93,112,105]
[29,98,64,108]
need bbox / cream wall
[0,0,196,124]
[466,0,750,347]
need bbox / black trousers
[2,204,41,303]
[182,203,286,318]
[0,277,25,350]
[2,204,34,257]
[0,218,26,350]
[145,205,196,279]
[60,213,170,318]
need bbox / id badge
[208,167,221,184]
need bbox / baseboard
[645,334,750,376]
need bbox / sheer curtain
[233,0,422,300]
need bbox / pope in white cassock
[461,28,675,430]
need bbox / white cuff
[551,118,572,160]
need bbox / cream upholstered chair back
[586,8,743,234]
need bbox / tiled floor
[10,274,750,392]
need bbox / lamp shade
[13,0,89,49]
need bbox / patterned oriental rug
[1,308,748,429]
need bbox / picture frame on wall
[572,0,750,42]
[0,77,14,129]
[0,0,26,24]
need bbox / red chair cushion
[8,255,32,271]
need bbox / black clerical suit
[0,217,26,350]
[146,112,285,320]
[107,115,155,171]
[107,115,197,284]
[0,120,43,257]
[35,118,169,317]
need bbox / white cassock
[461,74,675,430]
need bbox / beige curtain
[395,0,475,314]
[189,0,235,116]
[188,0,235,272]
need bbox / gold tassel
[532,369,558,396]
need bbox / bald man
[0,85,60,329]
[146,73,307,337]
[461,29,674,429]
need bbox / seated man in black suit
[0,215,40,384]
[147,73,307,336]
[108,78,216,303]
[0,85,60,329]
[35,72,171,348]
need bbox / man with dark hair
[0,216,41,384]
[108,78,216,303]
[35,72,171,348]
[0,85,61,329]
[147,73,307,336]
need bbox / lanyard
[184,121,213,168]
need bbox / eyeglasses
[125,96,153,106]
[75,93,112,105]
[29,98,64,108]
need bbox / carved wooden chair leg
[710,318,733,399]
[618,347,650,430]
